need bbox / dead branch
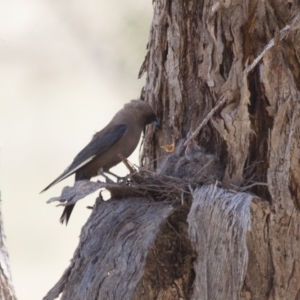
[244,12,300,74]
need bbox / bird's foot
[97,169,114,184]
[97,169,127,183]
[105,171,127,183]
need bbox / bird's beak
[152,120,161,129]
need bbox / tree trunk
[0,192,17,300]
[45,1,300,299]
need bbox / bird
[41,99,159,224]
[159,138,223,181]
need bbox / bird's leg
[97,168,114,184]
[104,170,127,183]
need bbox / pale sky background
[0,1,152,299]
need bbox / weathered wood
[241,198,272,300]
[45,182,267,300]
[132,205,195,300]
[43,197,175,300]
[188,185,252,300]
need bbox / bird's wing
[40,124,127,192]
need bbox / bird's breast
[77,125,142,178]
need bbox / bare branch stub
[44,197,175,300]
[188,185,252,300]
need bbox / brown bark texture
[0,192,17,300]
[143,0,300,298]
[45,0,300,299]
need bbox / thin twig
[181,191,185,205]
[232,182,269,191]
[195,159,214,176]
[166,221,182,239]
[184,95,227,146]
[244,12,300,75]
[118,154,145,184]
[118,154,136,174]
[184,12,300,148]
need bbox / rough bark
[0,192,17,300]
[188,185,252,300]
[44,183,253,300]
[43,197,176,300]
[45,0,300,299]
[141,0,300,299]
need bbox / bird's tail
[60,204,75,225]
[40,171,73,193]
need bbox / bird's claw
[97,169,114,184]
[105,171,127,183]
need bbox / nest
[47,137,268,214]
[105,145,224,205]
[47,143,224,209]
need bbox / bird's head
[125,99,160,129]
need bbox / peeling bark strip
[44,198,175,300]
[242,198,271,300]
[188,185,252,300]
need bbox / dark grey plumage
[159,138,224,182]
[41,99,158,224]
